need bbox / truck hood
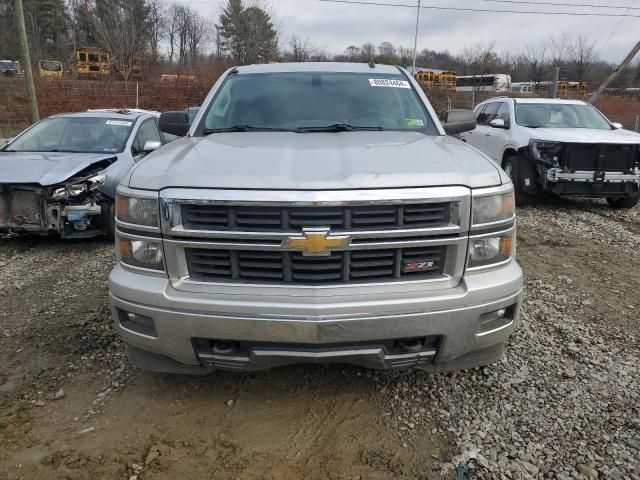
[0,151,117,186]
[128,131,502,191]
[528,127,640,144]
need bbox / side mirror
[443,109,476,135]
[159,111,190,137]
[611,122,623,129]
[489,118,507,129]
[143,140,162,153]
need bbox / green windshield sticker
[405,118,424,127]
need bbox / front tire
[503,155,537,206]
[101,201,116,241]
[606,195,640,209]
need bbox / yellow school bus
[75,47,111,79]
[414,69,457,92]
[38,60,63,78]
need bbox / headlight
[530,140,563,163]
[468,233,514,269]
[52,183,87,199]
[116,194,159,227]
[88,173,107,190]
[472,189,515,226]
[118,238,164,270]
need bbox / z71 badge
[402,261,435,273]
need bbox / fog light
[477,305,515,336]
[118,309,157,337]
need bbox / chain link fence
[0,122,28,144]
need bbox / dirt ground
[1,197,639,480]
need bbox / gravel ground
[381,199,640,479]
[1,197,639,479]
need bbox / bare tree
[166,4,182,64]
[186,11,210,66]
[377,41,396,64]
[285,34,312,62]
[569,35,597,82]
[360,42,376,62]
[344,45,360,61]
[91,0,150,81]
[459,42,501,77]
[522,42,549,86]
[147,0,167,64]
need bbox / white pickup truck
[460,97,640,208]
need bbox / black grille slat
[187,250,233,280]
[182,203,451,231]
[564,144,635,172]
[186,246,446,285]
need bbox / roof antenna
[368,59,376,68]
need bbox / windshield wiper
[296,123,383,133]
[32,147,85,152]
[203,125,293,134]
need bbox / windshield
[40,60,62,72]
[515,103,612,129]
[200,72,438,134]
[6,117,134,153]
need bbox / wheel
[503,157,518,186]
[503,155,539,206]
[101,201,116,241]
[606,195,639,209]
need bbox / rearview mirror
[489,118,507,129]
[143,140,162,153]
[443,109,476,135]
[611,122,623,129]
[159,111,190,137]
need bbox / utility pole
[15,0,39,123]
[590,38,640,104]
[550,66,560,99]
[411,0,421,75]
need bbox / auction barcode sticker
[369,78,411,89]
[106,120,133,126]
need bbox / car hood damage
[127,131,503,190]
[0,152,116,186]
[527,127,640,145]
[0,152,115,238]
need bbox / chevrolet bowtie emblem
[283,228,351,256]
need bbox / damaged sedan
[0,110,166,239]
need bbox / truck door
[483,102,512,161]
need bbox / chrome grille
[160,187,471,289]
[185,246,446,284]
[181,203,452,232]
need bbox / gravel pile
[378,204,640,479]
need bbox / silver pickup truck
[109,62,523,374]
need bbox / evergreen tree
[217,0,279,64]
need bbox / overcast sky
[178,0,640,63]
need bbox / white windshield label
[105,120,132,126]
[369,78,411,89]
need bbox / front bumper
[109,260,523,373]
[545,168,640,197]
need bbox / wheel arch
[501,148,518,168]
